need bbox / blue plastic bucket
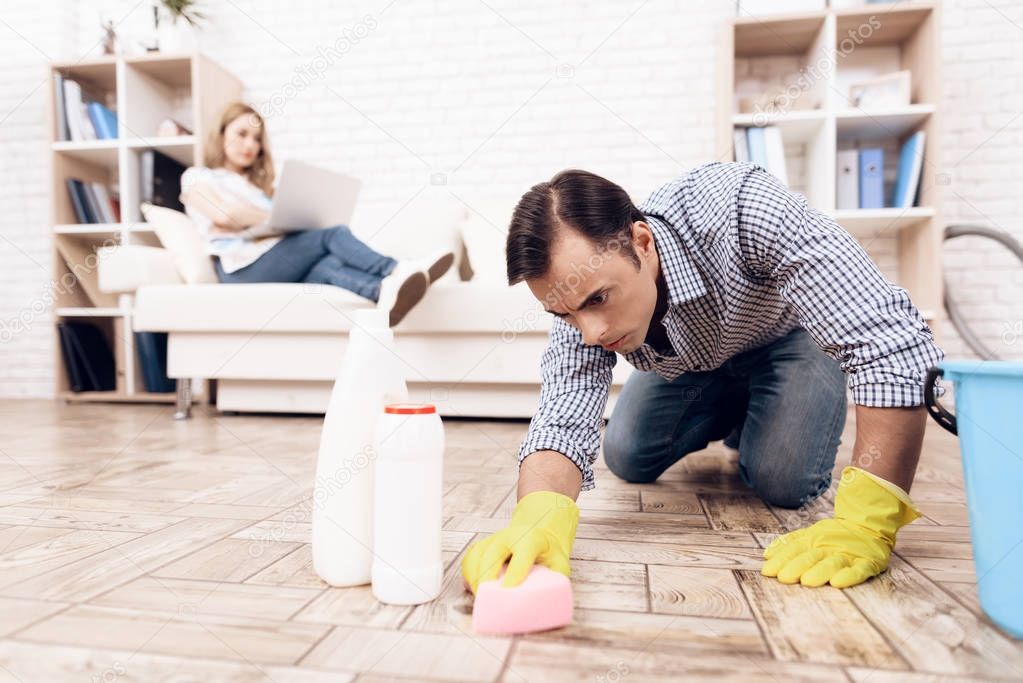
[925,361,1023,638]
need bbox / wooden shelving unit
[717,1,943,325]
[48,52,242,403]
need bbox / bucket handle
[924,367,958,436]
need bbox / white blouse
[180,166,282,274]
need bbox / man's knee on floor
[749,467,832,509]
[601,429,660,484]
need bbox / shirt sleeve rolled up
[517,316,617,491]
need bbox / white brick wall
[1,0,1020,397]
[941,0,1023,362]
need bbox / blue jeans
[602,327,847,508]
[213,225,397,302]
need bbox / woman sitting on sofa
[179,101,453,326]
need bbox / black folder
[57,321,116,392]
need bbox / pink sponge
[471,565,573,635]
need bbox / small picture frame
[848,70,912,110]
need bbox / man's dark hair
[506,169,645,285]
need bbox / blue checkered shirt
[518,162,944,491]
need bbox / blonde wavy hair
[203,102,275,197]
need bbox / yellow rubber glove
[761,466,921,588]
[461,490,579,594]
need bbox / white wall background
[1,0,1020,397]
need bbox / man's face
[527,222,660,353]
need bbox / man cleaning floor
[461,162,942,593]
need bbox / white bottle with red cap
[312,308,408,587]
[371,402,445,605]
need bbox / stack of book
[734,126,789,186]
[836,131,925,210]
[66,179,120,224]
[53,73,118,141]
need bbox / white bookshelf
[717,1,943,326]
[48,52,242,403]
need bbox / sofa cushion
[349,192,467,283]
[98,245,183,293]
[459,197,517,284]
[141,203,218,284]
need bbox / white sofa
[108,192,632,418]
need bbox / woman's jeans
[213,226,397,302]
[602,327,848,509]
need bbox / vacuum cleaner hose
[943,224,1023,361]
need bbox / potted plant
[154,0,207,53]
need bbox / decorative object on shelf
[848,70,911,110]
[100,19,118,55]
[156,117,192,137]
[154,0,207,53]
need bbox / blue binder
[893,131,925,208]
[746,127,769,168]
[86,102,119,140]
[859,148,884,209]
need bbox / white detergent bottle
[371,402,445,605]
[312,307,408,587]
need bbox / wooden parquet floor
[0,398,1021,682]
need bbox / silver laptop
[243,160,362,238]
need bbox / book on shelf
[733,128,749,163]
[836,149,859,211]
[66,179,94,224]
[762,127,788,186]
[140,150,187,212]
[60,79,87,141]
[56,76,118,142]
[53,73,71,142]
[65,179,119,224]
[80,181,104,223]
[87,102,119,139]
[893,131,925,209]
[744,126,789,186]
[746,127,768,167]
[89,183,117,223]
[858,148,884,209]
